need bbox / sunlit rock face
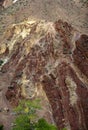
[0,19,88,130]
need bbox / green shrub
[62,128,67,130]
[12,99,58,130]
[12,115,30,130]
[35,118,57,130]
[0,125,3,130]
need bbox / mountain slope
[0,19,88,130]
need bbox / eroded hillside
[0,0,88,130]
[0,18,88,130]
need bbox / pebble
[3,107,9,112]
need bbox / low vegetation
[12,99,58,130]
[0,125,3,130]
[11,99,67,130]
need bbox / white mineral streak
[65,76,78,105]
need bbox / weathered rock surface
[0,0,88,37]
[0,0,12,8]
[0,19,88,130]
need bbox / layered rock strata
[0,19,88,130]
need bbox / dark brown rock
[73,34,88,77]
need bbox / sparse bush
[34,118,57,130]
[12,99,57,130]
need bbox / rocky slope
[0,0,88,130]
[0,0,88,37]
[0,18,88,130]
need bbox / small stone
[3,107,9,112]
